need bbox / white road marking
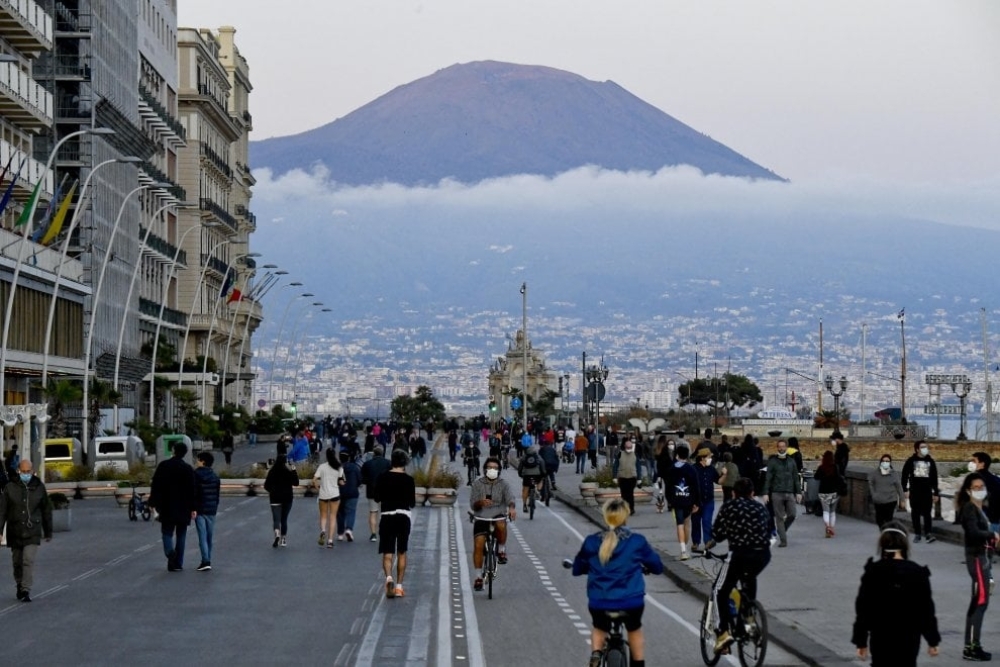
[452,508,485,667]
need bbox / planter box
[632,490,653,504]
[426,488,458,506]
[219,479,255,496]
[414,486,428,506]
[52,508,71,532]
[78,482,118,499]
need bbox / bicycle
[465,457,480,486]
[698,550,768,667]
[469,512,508,599]
[128,481,151,522]
[562,558,644,667]
[526,476,547,519]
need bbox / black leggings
[271,501,292,535]
[910,493,933,537]
[966,553,991,647]
[874,502,897,528]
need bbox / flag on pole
[0,152,16,187]
[226,284,243,304]
[14,172,43,228]
[32,173,68,242]
[897,308,905,319]
[39,178,78,246]
[0,157,27,220]
[220,271,235,300]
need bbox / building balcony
[199,197,238,232]
[0,0,54,51]
[0,61,53,129]
[138,83,186,142]
[139,297,187,328]
[200,143,232,179]
[52,1,90,37]
[138,225,185,266]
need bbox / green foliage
[591,465,618,489]
[678,373,762,412]
[412,467,431,488]
[124,417,167,455]
[128,461,152,485]
[429,466,461,489]
[63,464,93,482]
[390,385,446,424]
[95,463,126,481]
[48,492,71,509]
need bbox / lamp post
[81,181,172,448]
[0,126,115,403]
[147,221,221,423]
[198,252,261,412]
[218,261,271,408]
[291,307,332,400]
[824,374,849,431]
[266,289,310,409]
[177,239,229,393]
[232,269,286,412]
[953,379,972,441]
[586,362,609,434]
[520,282,527,429]
[112,199,196,432]
[279,301,323,404]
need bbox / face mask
[972,489,988,501]
[969,462,980,473]
[485,469,499,480]
[625,445,634,453]
[777,452,787,459]
[705,458,713,467]
[667,445,674,452]
[880,461,891,471]
[919,447,929,457]
[19,473,31,484]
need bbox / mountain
[250,61,783,185]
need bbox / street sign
[923,403,961,415]
[586,382,606,402]
[925,374,971,385]
[258,399,266,408]
[510,397,522,410]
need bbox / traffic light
[489,394,496,412]
[290,402,297,415]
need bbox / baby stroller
[561,441,574,464]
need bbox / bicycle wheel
[737,600,768,667]
[128,498,137,521]
[141,504,151,521]
[699,599,722,666]
[485,542,497,600]
[604,646,627,667]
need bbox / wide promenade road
[0,438,977,666]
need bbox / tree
[390,385,445,424]
[528,389,559,419]
[40,378,82,438]
[677,373,762,413]
[87,378,121,440]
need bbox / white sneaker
[345,530,354,542]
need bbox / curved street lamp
[81,181,172,448]
[266,291,312,408]
[0,126,115,402]
[232,269,286,411]
[292,308,331,400]
[177,239,230,393]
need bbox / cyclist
[463,439,482,486]
[469,457,517,591]
[705,477,772,654]
[517,445,547,511]
[571,498,664,667]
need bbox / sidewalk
[552,464,984,666]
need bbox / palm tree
[87,378,121,442]
[41,379,82,438]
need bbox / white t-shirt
[314,463,344,500]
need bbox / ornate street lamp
[824,374,849,431]
[953,380,972,441]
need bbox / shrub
[129,461,152,485]
[429,466,461,489]
[48,492,71,509]
[592,465,618,488]
[63,464,93,482]
[95,464,127,481]
[412,467,431,488]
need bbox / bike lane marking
[452,506,486,667]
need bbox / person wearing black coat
[852,522,940,666]
[539,442,560,491]
[0,459,53,601]
[264,454,299,548]
[149,442,197,571]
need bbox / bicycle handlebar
[563,557,652,575]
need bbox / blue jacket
[572,528,664,610]
[340,461,362,500]
[194,466,221,516]
[289,437,310,463]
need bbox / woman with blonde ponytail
[571,498,664,667]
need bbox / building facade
[487,329,557,422]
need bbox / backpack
[523,453,539,469]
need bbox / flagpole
[232,269,285,411]
[0,127,114,405]
[220,263,271,407]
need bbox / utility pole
[899,309,907,422]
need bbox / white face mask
[667,445,675,451]
[705,458,713,467]
[625,445,634,453]
[880,461,891,471]
[969,462,980,473]
[919,447,929,457]
[485,469,499,480]
[777,451,787,459]
[972,489,988,501]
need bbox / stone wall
[762,438,1000,463]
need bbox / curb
[553,489,856,666]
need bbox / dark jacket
[959,501,995,557]
[194,466,221,516]
[539,444,560,473]
[264,458,300,504]
[763,455,801,495]
[572,528,664,610]
[360,455,391,499]
[900,455,939,496]
[340,460,362,500]
[666,461,701,510]
[852,557,940,665]
[0,476,52,548]
[150,456,197,525]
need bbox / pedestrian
[0,459,52,601]
[220,429,235,466]
[149,442,197,571]
[761,440,802,548]
[574,429,589,474]
[375,449,416,599]
[361,445,391,542]
[813,450,842,538]
[718,452,739,502]
[337,452,362,542]
[570,498,664,667]
[969,452,1000,534]
[851,522,940,666]
[832,432,850,477]
[957,473,997,661]
[606,426,621,476]
[665,444,701,560]
[736,434,763,493]
[691,448,720,551]
[900,440,940,543]
[264,452,299,548]
[289,430,310,463]
[313,448,344,548]
[587,426,599,471]
[448,430,458,462]
[868,454,906,528]
[539,440,560,491]
[616,436,639,515]
[193,451,220,571]
[247,419,258,447]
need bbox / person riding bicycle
[463,440,482,486]
[517,445,547,511]
[469,457,517,591]
[705,477,772,654]
[539,441,560,492]
[571,498,664,667]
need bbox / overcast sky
[179,1,998,184]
